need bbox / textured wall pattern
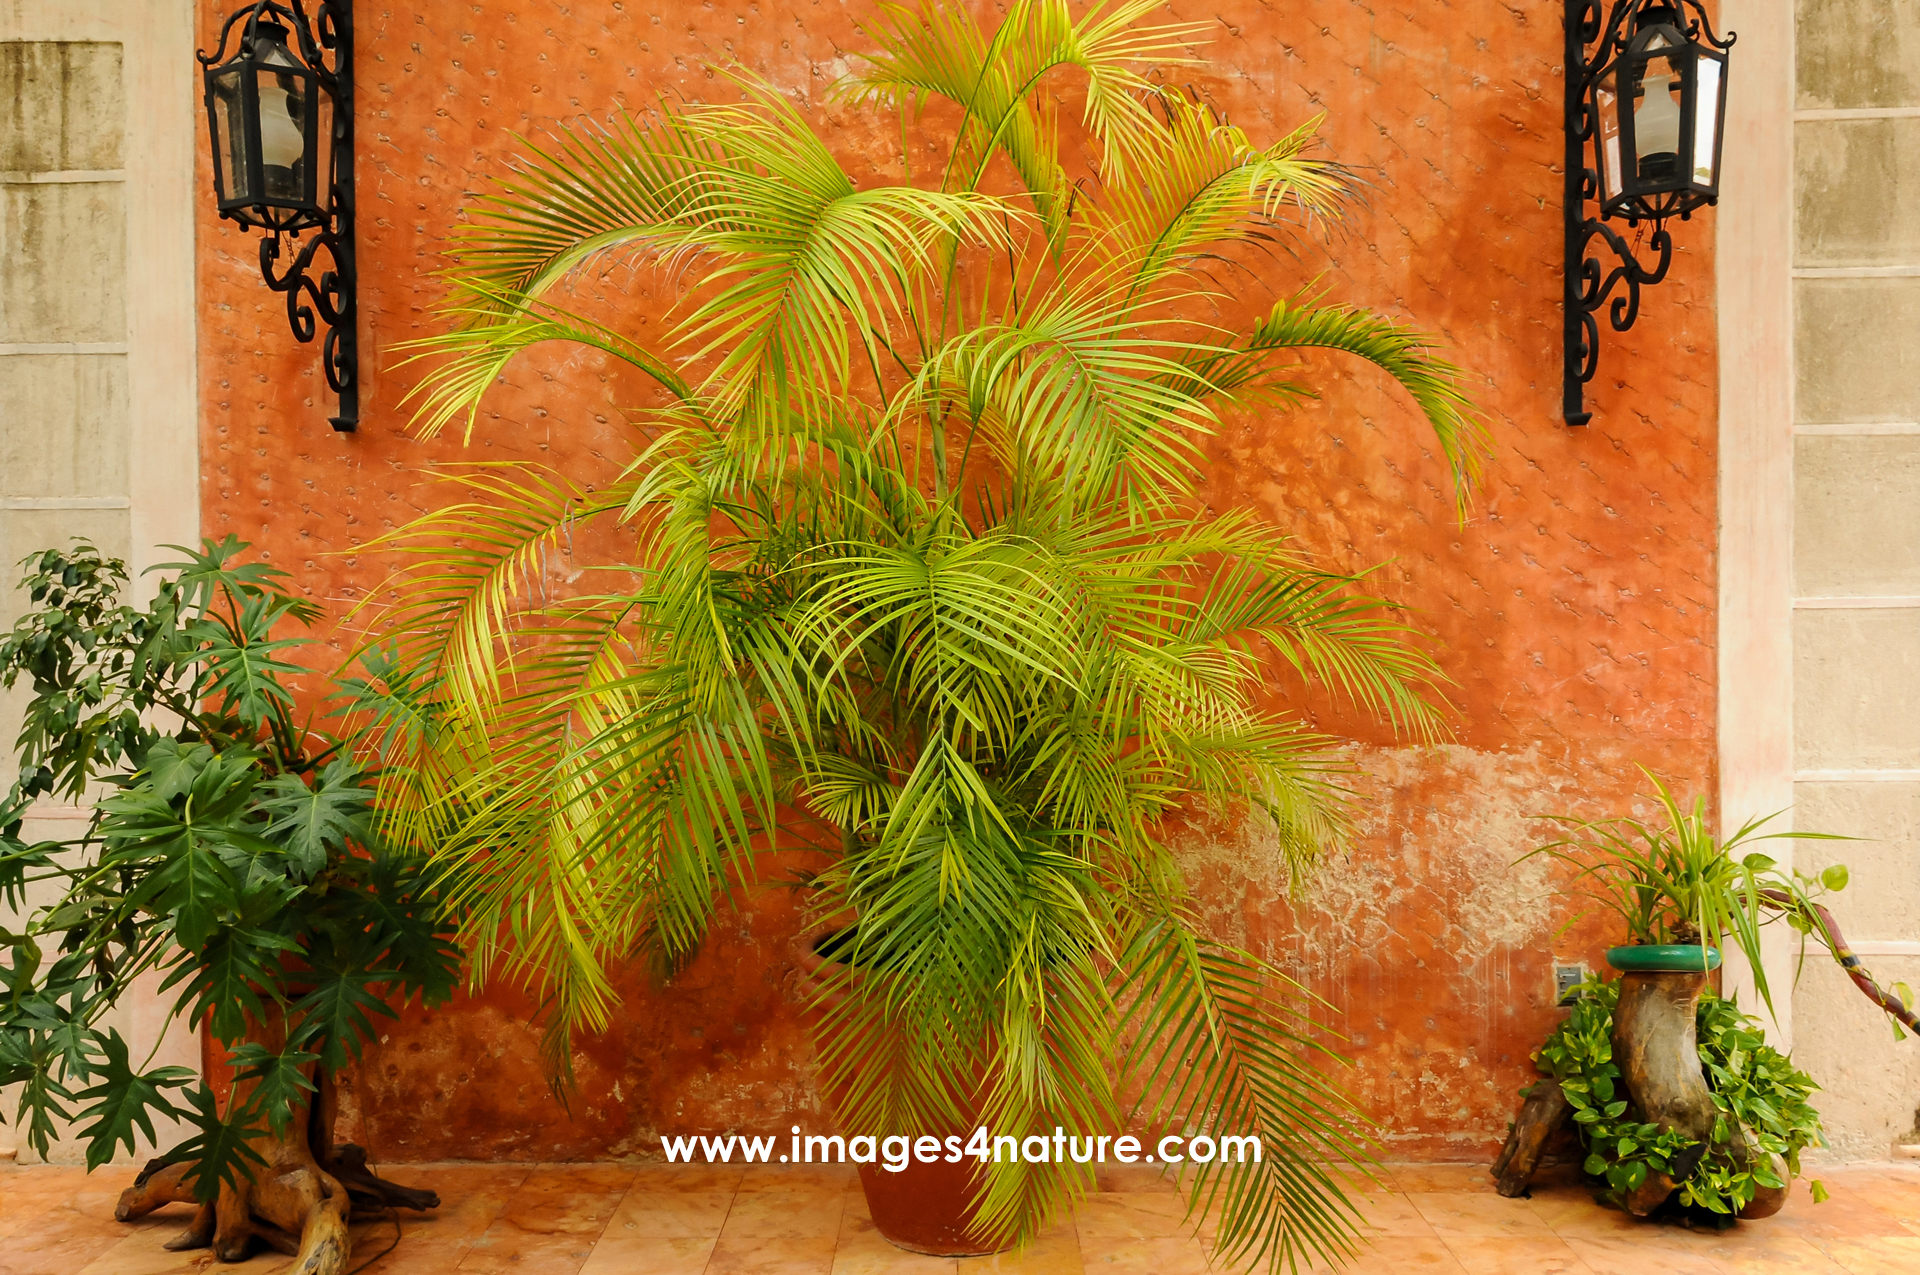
[192,0,1719,1161]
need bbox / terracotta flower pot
[791,925,1009,1257]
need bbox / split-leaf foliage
[371,2,1486,1270]
[0,540,460,1197]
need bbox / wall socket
[1554,963,1589,1006]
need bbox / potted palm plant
[1494,771,1918,1218]
[371,0,1483,1268]
[0,540,458,1271]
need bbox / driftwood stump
[1612,971,1786,1219]
[1492,1078,1571,1198]
[1491,970,1787,1219]
[112,1015,437,1272]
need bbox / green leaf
[1741,852,1777,872]
[289,960,399,1071]
[1616,1137,1639,1157]
[72,1031,195,1172]
[188,595,309,728]
[146,839,240,951]
[1893,982,1914,1012]
[228,1042,320,1138]
[1810,1179,1830,1204]
[1819,864,1849,892]
[163,925,296,1042]
[1583,1153,1608,1176]
[256,758,374,878]
[143,738,215,802]
[1603,1100,1629,1118]
[173,1085,268,1204]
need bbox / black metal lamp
[199,1,358,431]
[1564,0,1732,426]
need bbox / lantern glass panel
[1693,56,1722,186]
[1594,70,1624,202]
[210,66,249,202]
[1632,49,1684,184]
[251,24,310,215]
[253,65,308,204]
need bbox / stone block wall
[0,0,201,1163]
[1789,0,1920,1160]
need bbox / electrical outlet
[1554,963,1589,1006]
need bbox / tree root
[113,1046,436,1269]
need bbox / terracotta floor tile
[0,1168,91,1198]
[1439,1235,1597,1274]
[1391,1165,1503,1194]
[721,1188,847,1239]
[1071,1192,1203,1240]
[577,1235,715,1275]
[12,1160,1920,1275]
[0,1230,135,1275]
[70,1227,291,1275]
[386,1194,512,1244]
[494,1188,625,1236]
[1772,1191,1916,1242]
[456,1224,601,1273]
[1089,1166,1178,1194]
[1409,1192,1557,1238]
[1351,1191,1439,1236]
[1524,1186,1643,1239]
[1074,1233,1216,1275]
[627,1163,752,1193]
[30,1195,130,1232]
[1303,1236,1471,1274]
[831,1224,963,1274]
[374,1163,534,1200]
[1691,1231,1853,1274]
[1811,1236,1920,1274]
[740,1163,861,1193]
[1561,1235,1727,1275]
[346,1236,473,1275]
[706,1235,839,1275]
[955,1223,1081,1275]
[517,1164,640,1196]
[602,1188,734,1238]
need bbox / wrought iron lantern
[1564,0,1732,425]
[199,1,358,431]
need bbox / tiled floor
[1,1160,1916,1275]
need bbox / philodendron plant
[370,0,1485,1270]
[0,540,457,1271]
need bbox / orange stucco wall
[193,0,1717,1161]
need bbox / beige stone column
[0,0,200,1164]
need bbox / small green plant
[1533,978,1827,1217]
[1524,770,1852,1017]
[0,540,458,1208]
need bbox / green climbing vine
[1530,978,1828,1217]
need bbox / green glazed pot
[1606,944,1721,973]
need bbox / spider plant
[1523,769,1851,1017]
[363,1,1485,1269]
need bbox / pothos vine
[1529,978,1828,1219]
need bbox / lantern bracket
[198,0,358,431]
[1563,0,1733,426]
